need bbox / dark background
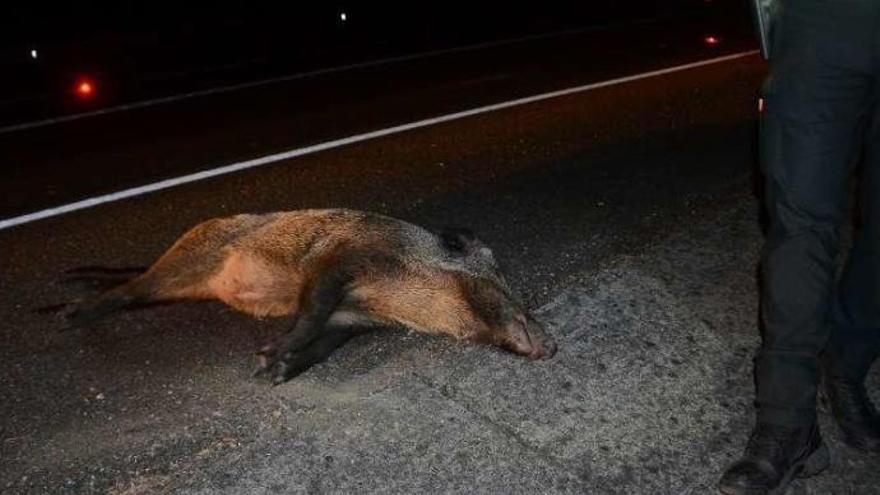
[1,1,747,122]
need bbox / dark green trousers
[757,0,880,426]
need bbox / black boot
[823,373,880,453]
[719,422,829,495]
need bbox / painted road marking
[0,50,760,231]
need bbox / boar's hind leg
[59,266,147,292]
[64,273,160,328]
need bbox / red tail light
[75,79,95,98]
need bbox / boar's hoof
[269,352,311,385]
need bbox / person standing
[720,1,880,494]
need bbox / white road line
[0,23,656,136]
[0,50,760,232]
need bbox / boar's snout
[504,313,557,360]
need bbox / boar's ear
[440,227,477,254]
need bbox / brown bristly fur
[66,208,556,382]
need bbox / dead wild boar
[66,209,556,383]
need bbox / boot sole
[718,441,830,495]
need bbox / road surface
[1,10,877,495]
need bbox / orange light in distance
[704,36,720,46]
[76,79,95,98]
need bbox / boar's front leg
[267,324,366,384]
[256,262,354,383]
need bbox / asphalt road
[1,10,878,495]
[0,12,756,221]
